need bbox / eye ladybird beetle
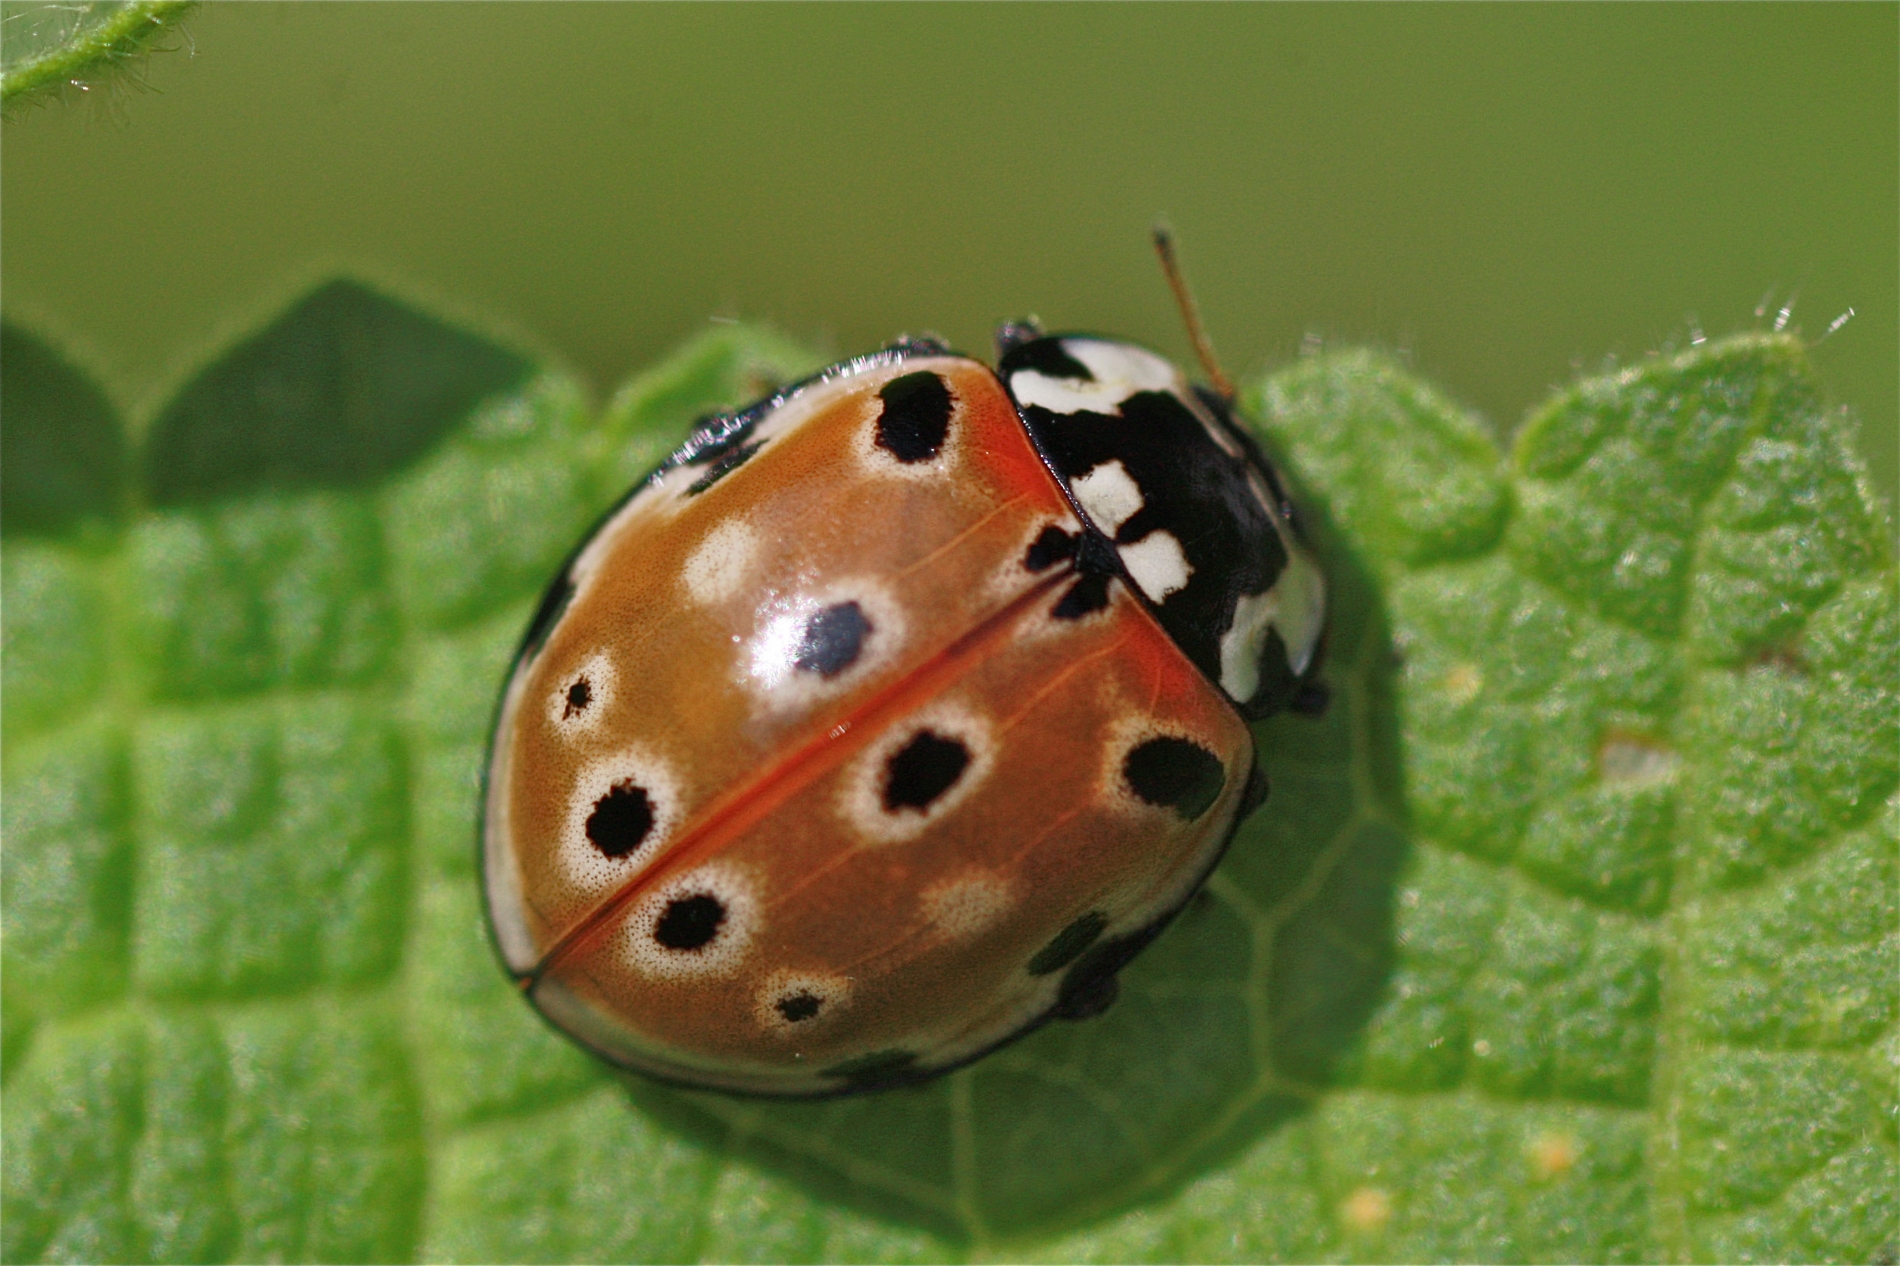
[483,301,1326,1097]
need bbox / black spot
[1027,910,1108,976]
[1023,525,1078,572]
[776,992,822,1022]
[874,371,954,463]
[823,1048,918,1089]
[1124,736,1226,820]
[793,601,872,678]
[686,439,764,494]
[1051,572,1111,619]
[654,893,724,950]
[585,781,654,858]
[998,336,1096,384]
[882,730,971,813]
[563,677,592,719]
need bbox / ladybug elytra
[482,314,1326,1096]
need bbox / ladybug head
[996,331,1326,720]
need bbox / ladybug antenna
[1153,225,1235,402]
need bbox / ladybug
[482,305,1326,1096]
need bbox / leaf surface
[0,1,195,110]
[3,284,1893,1263]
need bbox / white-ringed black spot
[654,893,725,950]
[1023,525,1079,572]
[874,372,954,463]
[563,677,592,719]
[1027,910,1108,976]
[1124,737,1226,820]
[621,861,756,979]
[793,601,872,677]
[776,992,822,1022]
[755,970,852,1031]
[585,781,654,858]
[882,730,970,812]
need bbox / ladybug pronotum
[483,322,1326,1096]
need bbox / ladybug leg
[1052,971,1120,1021]
[1285,623,1334,718]
[1290,679,1331,716]
[1237,760,1270,817]
[1055,753,1271,1025]
[1052,921,1167,1022]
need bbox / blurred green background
[3,2,1895,498]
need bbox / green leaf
[0,1,196,111]
[2,283,1892,1263]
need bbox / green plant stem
[1,1,196,107]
